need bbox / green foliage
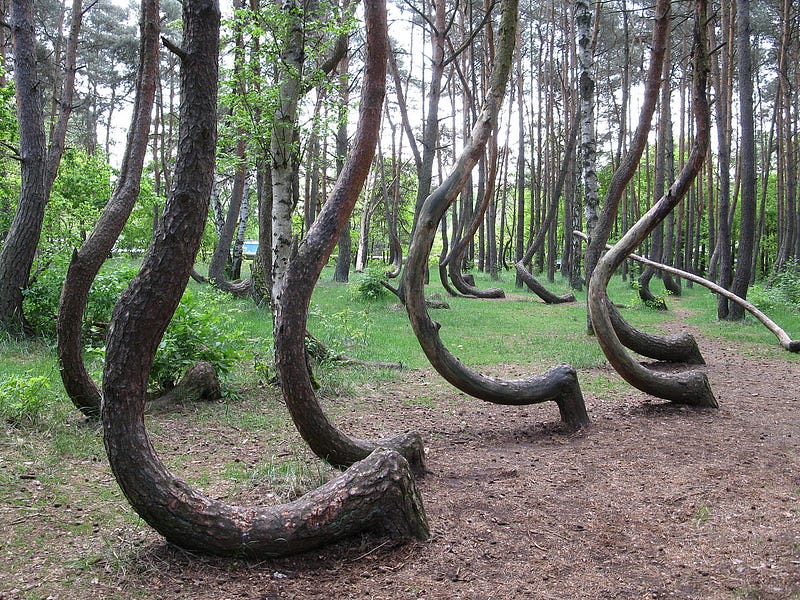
[0,372,52,425]
[24,258,242,392]
[0,66,19,237]
[150,288,244,391]
[349,265,390,302]
[751,260,800,311]
[23,253,139,339]
[308,301,371,355]
[40,149,112,257]
[116,174,163,254]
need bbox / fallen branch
[574,230,799,353]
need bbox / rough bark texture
[272,0,425,472]
[402,0,589,429]
[587,0,717,407]
[0,0,52,333]
[102,0,427,557]
[728,0,756,320]
[57,0,160,418]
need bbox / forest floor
[2,307,799,599]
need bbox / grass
[2,261,800,597]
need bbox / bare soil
[2,316,799,599]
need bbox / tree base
[147,361,221,412]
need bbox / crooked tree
[101,0,428,556]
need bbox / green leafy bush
[23,254,139,339]
[752,260,800,312]
[150,288,243,391]
[24,259,242,392]
[350,265,390,302]
[0,373,51,425]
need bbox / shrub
[150,288,243,391]
[752,260,800,312]
[23,254,139,339]
[350,265,390,302]
[0,373,51,425]
[24,258,242,392]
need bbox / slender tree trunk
[270,0,305,305]
[333,48,352,282]
[711,2,734,318]
[0,0,81,334]
[57,0,160,417]
[728,0,756,319]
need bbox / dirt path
[3,319,799,599]
[134,327,800,599]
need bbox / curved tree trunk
[272,0,425,472]
[583,0,670,332]
[402,0,588,428]
[57,0,160,418]
[102,0,427,556]
[575,231,704,363]
[575,230,800,353]
[514,115,580,304]
[607,301,704,364]
[447,257,505,298]
[587,0,717,408]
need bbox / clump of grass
[0,371,53,425]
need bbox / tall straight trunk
[410,0,446,233]
[270,1,305,304]
[514,48,525,287]
[576,0,597,298]
[0,0,81,334]
[334,48,352,282]
[728,0,756,319]
[711,2,735,318]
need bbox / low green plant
[752,260,800,311]
[0,372,52,425]
[23,253,139,339]
[350,265,390,302]
[150,288,244,391]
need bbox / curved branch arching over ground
[587,0,717,408]
[402,0,589,428]
[272,0,425,472]
[101,0,427,557]
[56,0,160,418]
[574,231,705,365]
[577,231,800,353]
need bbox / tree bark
[333,46,352,283]
[102,0,428,556]
[0,0,81,334]
[402,0,589,428]
[583,0,669,332]
[57,0,160,418]
[587,0,717,407]
[273,0,426,471]
[728,0,756,320]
